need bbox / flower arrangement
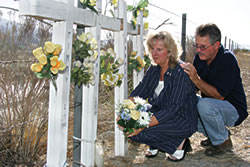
[80,0,98,14]
[71,32,98,87]
[30,41,66,91]
[116,97,153,135]
[127,0,149,30]
[100,48,124,87]
[128,51,151,75]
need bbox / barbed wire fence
[147,2,240,52]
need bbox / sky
[0,0,250,49]
[141,0,250,49]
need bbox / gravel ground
[96,51,250,167]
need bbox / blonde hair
[146,31,181,69]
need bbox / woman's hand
[116,116,124,131]
[127,128,144,137]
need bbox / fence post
[181,13,187,61]
[229,38,231,50]
[224,36,227,49]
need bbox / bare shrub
[0,16,51,166]
[0,63,49,166]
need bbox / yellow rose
[137,10,140,16]
[123,99,136,109]
[143,9,149,17]
[90,0,96,6]
[118,74,123,80]
[33,47,44,59]
[111,0,117,7]
[78,32,88,42]
[50,56,59,67]
[37,54,47,65]
[144,22,149,30]
[131,110,140,120]
[50,56,66,74]
[44,41,56,54]
[101,73,107,80]
[132,16,137,25]
[31,63,43,72]
[53,44,62,56]
[137,56,146,70]
[131,51,137,58]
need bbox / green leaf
[87,5,99,15]
[127,5,135,12]
[137,0,149,9]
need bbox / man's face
[194,35,219,65]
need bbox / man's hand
[180,62,224,100]
[180,62,199,83]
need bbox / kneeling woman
[127,31,198,161]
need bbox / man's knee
[197,98,214,117]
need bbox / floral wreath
[71,32,98,87]
[31,41,66,91]
[100,48,124,87]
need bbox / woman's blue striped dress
[129,63,198,154]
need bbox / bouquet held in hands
[116,97,153,136]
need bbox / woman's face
[150,39,169,67]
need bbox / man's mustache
[196,52,205,56]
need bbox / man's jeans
[197,97,239,145]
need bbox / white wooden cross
[19,0,144,166]
[133,11,145,88]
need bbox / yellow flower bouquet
[100,48,124,87]
[128,51,151,75]
[116,97,153,135]
[31,41,66,91]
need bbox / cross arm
[19,0,140,35]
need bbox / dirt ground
[96,51,250,167]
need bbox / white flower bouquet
[71,32,98,86]
[116,97,153,135]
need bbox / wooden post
[80,0,102,165]
[231,40,234,51]
[72,3,85,166]
[181,13,187,61]
[114,0,128,156]
[224,36,227,49]
[229,38,231,50]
